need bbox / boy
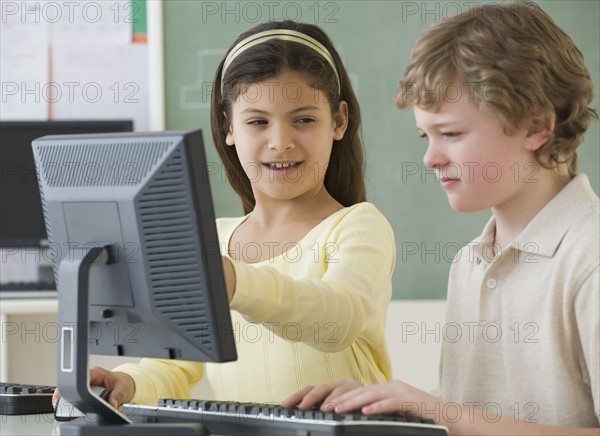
[284,2,599,434]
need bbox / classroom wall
[161,0,600,300]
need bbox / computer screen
[0,120,133,247]
[32,129,236,361]
[32,130,236,428]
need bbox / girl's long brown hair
[210,21,366,214]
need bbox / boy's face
[414,85,537,213]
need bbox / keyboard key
[0,383,55,415]
[0,281,56,291]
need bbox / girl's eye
[247,119,267,126]
[442,132,462,137]
[418,132,428,139]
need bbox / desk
[1,413,57,435]
[0,414,226,435]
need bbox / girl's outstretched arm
[225,203,396,353]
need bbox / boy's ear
[525,110,556,151]
[224,112,235,146]
[333,101,349,141]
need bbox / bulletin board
[0,0,154,131]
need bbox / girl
[56,20,396,408]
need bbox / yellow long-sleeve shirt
[114,202,395,404]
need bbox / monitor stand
[56,246,204,436]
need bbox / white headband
[220,29,341,96]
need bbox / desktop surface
[0,414,249,436]
[2,410,448,436]
[0,290,57,300]
[1,413,57,435]
[1,414,224,436]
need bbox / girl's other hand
[51,366,135,409]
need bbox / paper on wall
[0,1,49,120]
[51,44,149,130]
[48,0,132,45]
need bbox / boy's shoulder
[504,174,597,255]
[517,175,598,263]
[453,174,599,265]
[557,190,599,260]
[535,174,599,258]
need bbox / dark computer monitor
[0,120,133,247]
[32,130,236,434]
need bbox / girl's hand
[51,366,135,409]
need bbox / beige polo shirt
[440,174,599,427]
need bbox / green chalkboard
[163,1,599,299]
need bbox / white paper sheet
[51,44,149,130]
[0,1,49,120]
[48,0,132,45]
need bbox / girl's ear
[224,113,235,146]
[525,110,556,151]
[333,101,349,141]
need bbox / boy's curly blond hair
[397,1,597,176]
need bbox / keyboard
[123,399,449,435]
[0,281,56,291]
[0,383,55,415]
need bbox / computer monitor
[32,130,236,434]
[0,120,133,247]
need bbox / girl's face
[226,70,348,205]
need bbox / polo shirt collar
[472,174,598,260]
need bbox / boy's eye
[418,132,428,139]
[442,132,462,137]
[296,117,315,124]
